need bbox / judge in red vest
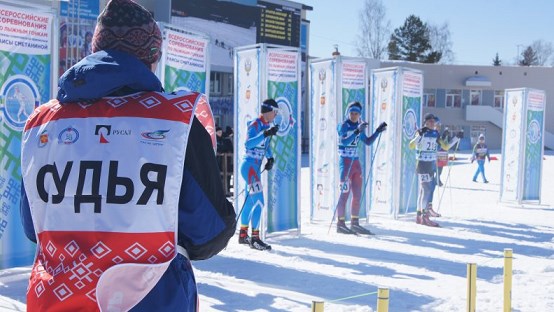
[20,1,235,311]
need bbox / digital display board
[257,1,301,47]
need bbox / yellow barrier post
[467,263,477,312]
[504,248,513,312]
[311,301,324,312]
[376,287,389,312]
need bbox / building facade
[381,61,554,150]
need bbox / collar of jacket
[57,49,163,104]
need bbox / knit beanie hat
[92,0,162,65]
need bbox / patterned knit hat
[92,0,162,65]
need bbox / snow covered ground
[2,151,554,311]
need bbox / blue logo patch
[58,127,79,144]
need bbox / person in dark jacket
[20,1,235,311]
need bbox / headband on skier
[261,98,279,113]
[347,102,362,115]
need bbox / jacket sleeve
[362,130,379,146]
[338,122,356,146]
[178,117,236,260]
[20,184,37,243]
[244,120,266,150]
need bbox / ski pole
[358,134,381,219]
[436,139,460,214]
[327,155,356,234]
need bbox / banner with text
[266,49,300,232]
[310,59,337,222]
[161,27,209,94]
[522,89,545,201]
[500,89,525,203]
[0,4,53,268]
[234,47,261,217]
[369,68,398,216]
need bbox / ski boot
[249,235,272,251]
[337,220,357,235]
[416,211,423,224]
[238,228,251,245]
[426,203,441,217]
[421,210,440,227]
[350,219,375,235]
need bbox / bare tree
[530,39,553,66]
[427,22,454,64]
[356,0,391,60]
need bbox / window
[470,90,481,105]
[470,125,486,144]
[210,72,222,94]
[226,74,233,95]
[494,90,504,109]
[423,89,436,107]
[445,89,462,108]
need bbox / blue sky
[299,0,554,65]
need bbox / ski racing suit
[240,116,274,230]
[472,142,490,182]
[411,128,457,212]
[335,119,379,221]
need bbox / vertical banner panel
[399,70,422,214]
[522,90,545,201]
[234,47,262,215]
[340,60,368,219]
[266,49,300,232]
[500,89,525,202]
[0,4,53,268]
[160,27,209,94]
[310,60,337,221]
[369,69,398,215]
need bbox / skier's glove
[263,125,279,137]
[376,122,387,133]
[264,157,275,171]
[456,131,464,139]
[354,122,368,135]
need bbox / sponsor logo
[0,75,40,130]
[95,125,132,143]
[273,97,296,136]
[38,130,48,148]
[527,119,541,144]
[244,58,252,76]
[380,78,388,92]
[319,118,327,131]
[403,109,417,138]
[141,130,169,140]
[58,127,79,145]
[95,125,111,143]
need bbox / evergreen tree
[387,15,440,63]
[519,46,538,66]
[492,53,502,66]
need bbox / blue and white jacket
[244,117,273,162]
[337,119,379,159]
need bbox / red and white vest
[21,91,207,311]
